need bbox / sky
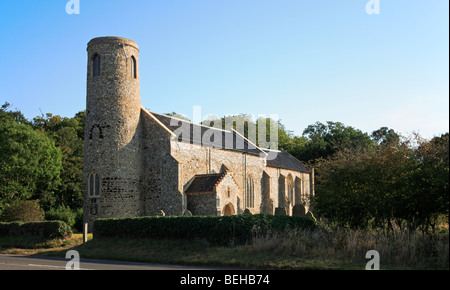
[0,0,448,140]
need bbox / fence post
[83,223,88,243]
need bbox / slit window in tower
[93,54,101,77]
[131,56,137,78]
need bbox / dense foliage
[0,200,45,223]
[314,134,449,231]
[0,102,84,230]
[0,106,62,210]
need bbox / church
[83,37,314,229]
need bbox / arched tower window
[88,171,101,197]
[131,56,137,78]
[89,124,104,140]
[93,54,101,77]
[245,176,254,208]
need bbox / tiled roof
[148,111,265,156]
[264,149,310,173]
[185,173,226,194]
[142,109,312,173]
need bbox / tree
[0,111,62,211]
[301,121,375,163]
[0,102,31,126]
[409,133,449,230]
[371,127,401,146]
[0,200,44,222]
[313,133,449,231]
[32,111,85,210]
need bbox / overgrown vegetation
[247,224,449,269]
[314,133,449,231]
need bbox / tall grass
[249,225,449,269]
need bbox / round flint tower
[84,37,142,229]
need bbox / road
[0,254,218,270]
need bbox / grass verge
[1,226,448,270]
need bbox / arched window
[93,54,101,77]
[88,171,101,197]
[245,176,254,208]
[131,56,137,78]
[287,175,294,205]
[89,124,104,140]
[295,177,303,203]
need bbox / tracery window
[88,171,101,197]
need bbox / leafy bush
[314,133,449,231]
[0,221,72,239]
[94,214,317,246]
[45,205,76,229]
[0,200,44,223]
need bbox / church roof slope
[146,110,265,156]
[185,173,226,194]
[264,149,311,173]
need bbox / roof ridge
[148,110,232,134]
[231,128,267,156]
[146,109,268,155]
[280,148,310,169]
[194,172,224,177]
[141,107,176,137]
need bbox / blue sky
[0,0,448,139]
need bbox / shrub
[0,200,44,223]
[93,214,317,246]
[45,205,76,229]
[0,221,72,240]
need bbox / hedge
[0,221,72,240]
[93,214,317,246]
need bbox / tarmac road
[0,254,216,270]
